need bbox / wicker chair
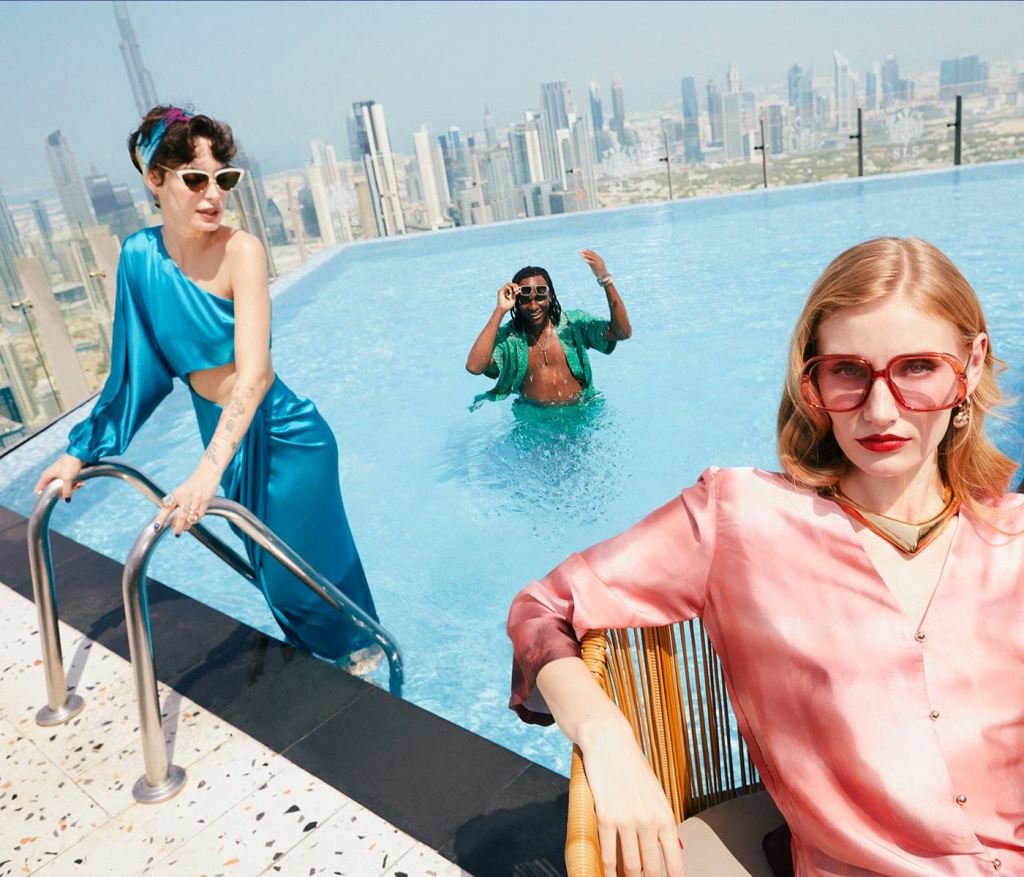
[566,624,787,876]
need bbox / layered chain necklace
[825,485,961,554]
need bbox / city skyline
[2,1,1023,202]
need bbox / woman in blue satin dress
[34,106,380,671]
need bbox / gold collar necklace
[826,486,961,554]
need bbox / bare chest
[522,333,582,403]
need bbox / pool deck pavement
[0,503,569,876]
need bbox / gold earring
[952,396,972,429]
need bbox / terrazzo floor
[0,582,472,877]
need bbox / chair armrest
[565,631,610,876]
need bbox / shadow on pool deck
[0,502,568,876]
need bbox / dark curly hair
[128,105,236,205]
[510,265,562,334]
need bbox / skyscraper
[787,64,803,109]
[588,79,604,132]
[483,103,497,147]
[881,55,912,106]
[307,139,352,245]
[566,113,598,210]
[833,49,857,133]
[113,1,158,117]
[726,63,741,94]
[609,72,626,134]
[940,55,989,99]
[865,66,880,111]
[0,186,22,303]
[351,100,406,237]
[680,77,703,163]
[764,104,786,155]
[45,130,95,228]
[539,80,575,182]
[84,172,143,241]
[723,90,758,161]
[509,113,544,186]
[413,128,448,230]
[706,80,724,146]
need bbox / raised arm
[465,281,517,374]
[154,231,274,536]
[580,249,631,341]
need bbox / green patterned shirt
[482,309,617,400]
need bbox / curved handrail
[123,501,404,802]
[28,462,254,725]
[29,460,404,729]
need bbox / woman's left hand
[153,470,220,537]
[580,249,608,279]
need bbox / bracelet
[597,275,613,287]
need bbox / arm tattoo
[204,439,222,466]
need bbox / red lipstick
[856,434,910,453]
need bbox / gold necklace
[826,486,960,554]
[532,324,555,365]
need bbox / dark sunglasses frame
[799,352,968,413]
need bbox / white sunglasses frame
[159,165,247,193]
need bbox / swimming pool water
[2,162,1023,776]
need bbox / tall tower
[413,128,447,230]
[45,130,95,228]
[539,80,574,183]
[483,103,497,147]
[680,77,703,163]
[0,186,22,304]
[833,49,857,133]
[351,100,406,237]
[706,80,724,146]
[113,1,158,117]
[609,72,626,133]
[588,79,604,132]
[726,63,741,94]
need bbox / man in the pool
[466,250,632,406]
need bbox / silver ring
[161,493,176,508]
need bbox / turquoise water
[2,162,1023,776]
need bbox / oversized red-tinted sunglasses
[800,353,968,413]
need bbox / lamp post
[10,299,60,408]
[849,108,864,177]
[659,129,674,200]
[946,95,963,166]
[754,118,769,188]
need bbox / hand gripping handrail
[29,462,254,726]
[124,500,404,803]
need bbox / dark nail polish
[153,523,161,531]
[174,533,180,538]
[64,498,71,503]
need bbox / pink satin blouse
[508,467,1024,876]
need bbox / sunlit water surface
[2,162,1022,775]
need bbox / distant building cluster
[0,0,1020,443]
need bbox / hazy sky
[2,1,1023,202]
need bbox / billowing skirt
[190,375,378,660]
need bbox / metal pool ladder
[27,460,403,803]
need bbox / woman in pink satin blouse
[507,237,1024,877]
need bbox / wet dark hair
[128,105,236,205]
[510,265,562,333]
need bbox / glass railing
[1,76,1021,447]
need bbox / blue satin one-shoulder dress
[66,226,378,661]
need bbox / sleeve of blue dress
[66,249,175,463]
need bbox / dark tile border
[0,504,567,876]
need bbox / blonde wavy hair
[777,237,1017,516]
